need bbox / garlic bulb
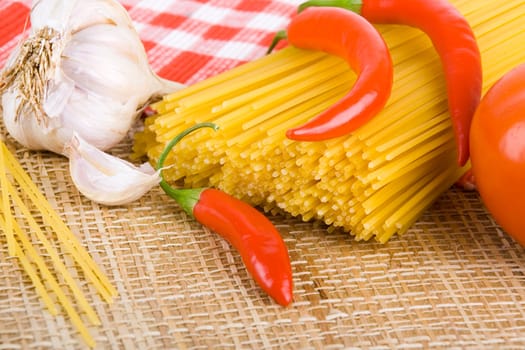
[0,0,184,205]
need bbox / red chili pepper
[298,0,483,166]
[268,7,393,143]
[156,123,293,306]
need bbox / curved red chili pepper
[269,7,393,143]
[299,0,483,166]
[192,188,293,306]
[156,123,293,306]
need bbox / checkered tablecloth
[0,0,302,85]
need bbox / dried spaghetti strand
[0,142,15,256]
[0,141,118,347]
[11,213,97,348]
[3,177,101,325]
[1,142,117,301]
[0,213,58,315]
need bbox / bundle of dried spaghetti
[0,139,118,347]
[133,0,525,242]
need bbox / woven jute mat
[1,127,524,349]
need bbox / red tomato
[470,64,525,246]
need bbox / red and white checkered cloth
[0,0,302,85]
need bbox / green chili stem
[267,30,287,55]
[156,122,219,216]
[298,0,363,13]
[158,185,204,217]
[156,122,219,171]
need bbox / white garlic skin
[1,0,184,205]
[65,134,161,206]
[2,0,182,155]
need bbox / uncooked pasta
[133,0,524,242]
[0,140,117,347]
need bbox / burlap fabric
[1,130,524,349]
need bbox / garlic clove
[2,87,66,154]
[30,0,77,32]
[68,0,136,31]
[64,133,161,206]
[58,88,136,151]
